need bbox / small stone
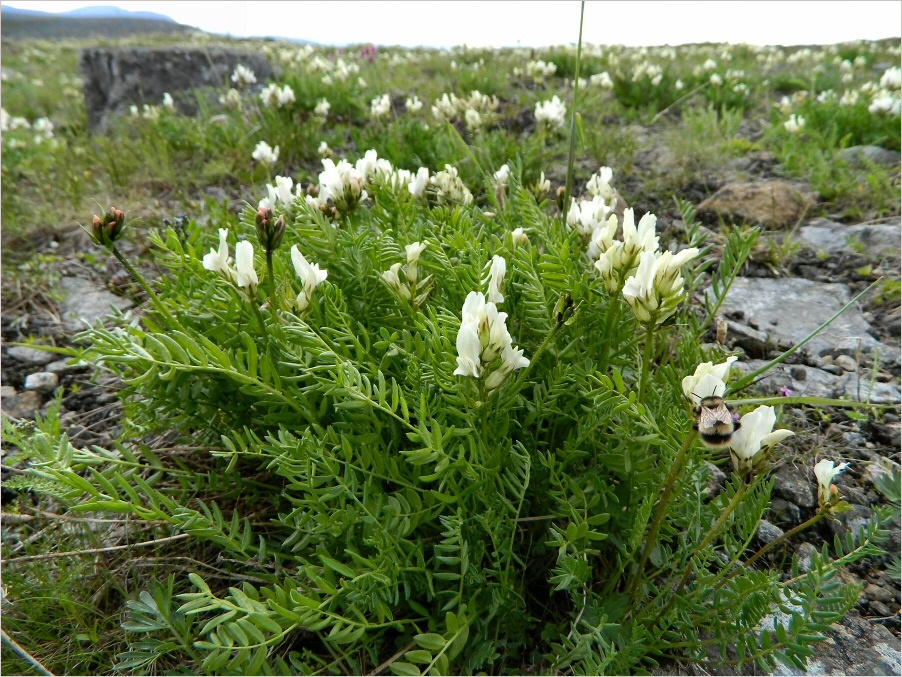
[865,584,894,604]
[45,358,90,374]
[773,466,816,508]
[834,355,859,372]
[0,390,42,419]
[868,601,893,618]
[756,519,784,545]
[5,345,56,365]
[0,385,16,398]
[770,498,801,525]
[790,366,807,381]
[795,542,819,573]
[842,432,867,447]
[23,372,59,393]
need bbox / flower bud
[255,208,285,252]
[90,207,126,248]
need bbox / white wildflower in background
[370,93,391,118]
[682,356,738,404]
[259,175,295,210]
[290,245,328,311]
[783,114,805,133]
[429,164,473,206]
[405,95,423,113]
[453,291,529,391]
[493,164,511,189]
[526,59,557,83]
[234,241,258,290]
[408,167,430,197]
[202,228,234,279]
[530,171,551,200]
[162,92,174,110]
[879,66,902,89]
[318,141,332,158]
[260,83,295,108]
[31,117,54,142]
[314,98,331,117]
[220,88,242,110]
[252,141,280,166]
[318,158,367,214]
[535,95,567,131]
[813,459,849,507]
[589,71,613,88]
[729,405,794,473]
[709,73,723,86]
[586,166,615,201]
[483,255,506,304]
[464,108,482,131]
[231,64,257,88]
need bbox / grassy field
[1,21,900,677]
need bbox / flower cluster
[202,229,258,292]
[314,98,331,117]
[453,290,529,392]
[290,246,328,312]
[370,93,391,118]
[382,241,431,306]
[621,247,700,325]
[429,164,474,207]
[728,405,794,474]
[525,59,557,83]
[535,95,567,132]
[252,141,280,166]
[260,83,295,108]
[431,90,499,131]
[231,64,256,89]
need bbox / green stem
[110,245,170,320]
[637,321,655,404]
[248,289,269,341]
[622,430,696,602]
[265,248,276,308]
[740,510,827,572]
[560,1,585,230]
[598,294,620,374]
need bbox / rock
[58,277,134,330]
[736,360,901,405]
[864,584,894,604]
[771,498,802,525]
[834,355,859,372]
[837,145,902,168]
[773,466,816,508]
[23,372,59,393]
[756,519,784,545]
[772,612,901,676]
[0,390,42,419]
[5,345,57,365]
[724,319,770,358]
[80,47,274,131]
[714,277,896,362]
[697,180,815,229]
[0,385,16,398]
[827,504,875,540]
[45,358,90,375]
[868,601,893,617]
[702,461,727,499]
[797,217,902,257]
[861,458,901,488]
[795,542,819,573]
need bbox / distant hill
[1,5,196,40]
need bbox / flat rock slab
[59,277,134,330]
[836,144,902,168]
[80,47,274,131]
[714,277,892,360]
[697,181,815,229]
[798,217,901,257]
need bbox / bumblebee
[693,395,739,448]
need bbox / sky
[4,1,901,49]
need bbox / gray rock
[864,583,894,604]
[45,358,90,374]
[771,498,802,525]
[5,345,57,365]
[861,458,901,488]
[797,217,902,257]
[795,542,819,573]
[756,519,785,545]
[715,277,896,362]
[736,360,901,405]
[0,390,42,419]
[702,461,727,499]
[23,372,59,393]
[834,354,859,372]
[773,466,816,508]
[80,47,274,131]
[828,504,875,540]
[58,277,133,330]
[772,613,901,675]
[837,144,902,168]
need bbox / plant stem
[265,248,276,308]
[741,510,827,572]
[637,321,655,404]
[623,430,696,603]
[110,245,169,320]
[560,0,585,230]
[598,294,620,374]
[249,290,270,341]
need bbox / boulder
[80,46,274,131]
[697,180,815,229]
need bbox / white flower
[318,158,367,214]
[622,247,699,324]
[408,167,429,197]
[382,262,411,301]
[220,88,242,110]
[535,95,567,131]
[879,66,902,90]
[813,459,849,506]
[290,245,328,311]
[234,241,258,290]
[729,405,794,472]
[231,64,257,88]
[405,95,423,113]
[252,141,279,166]
[452,291,528,389]
[784,114,805,133]
[464,108,482,131]
[370,93,391,118]
[314,98,331,117]
[621,208,659,258]
[318,141,331,157]
[202,228,233,278]
[511,227,529,245]
[710,73,723,86]
[405,241,427,284]
[429,164,473,206]
[493,164,511,188]
[682,356,738,405]
[454,292,486,378]
[484,255,506,304]
[162,92,174,110]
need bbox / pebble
[45,358,90,374]
[795,542,819,573]
[6,345,56,365]
[756,519,784,545]
[23,372,59,393]
[834,355,859,372]
[865,583,894,604]
[868,601,893,617]
[0,385,16,398]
